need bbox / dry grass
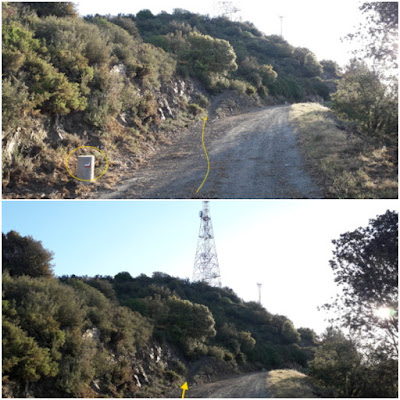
[266,369,318,398]
[290,103,398,198]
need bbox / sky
[2,199,397,334]
[76,0,366,67]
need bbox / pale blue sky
[2,199,397,333]
[76,0,365,66]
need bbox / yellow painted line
[196,117,210,193]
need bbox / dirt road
[186,372,270,398]
[100,105,321,199]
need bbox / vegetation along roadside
[290,102,397,199]
[2,210,398,397]
[1,2,398,198]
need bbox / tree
[181,32,237,84]
[136,9,154,20]
[2,231,54,278]
[304,52,323,77]
[309,327,398,397]
[293,47,322,77]
[2,318,58,389]
[309,328,363,397]
[259,64,277,86]
[24,2,78,18]
[167,296,216,342]
[322,210,398,357]
[346,2,398,69]
[114,271,133,282]
[282,320,300,344]
[331,60,398,138]
[320,59,340,77]
[298,327,317,344]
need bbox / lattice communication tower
[213,0,242,21]
[193,201,221,287]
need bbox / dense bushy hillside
[133,8,337,99]
[2,2,337,198]
[3,210,397,397]
[2,230,317,397]
[100,271,317,369]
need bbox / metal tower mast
[193,201,221,287]
[257,283,262,304]
[213,0,241,21]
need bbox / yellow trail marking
[181,382,189,398]
[196,117,210,193]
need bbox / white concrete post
[77,155,94,185]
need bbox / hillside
[2,231,318,397]
[2,2,338,198]
[3,210,397,397]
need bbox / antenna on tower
[257,283,262,305]
[279,16,284,37]
[193,201,221,287]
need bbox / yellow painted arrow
[181,381,189,398]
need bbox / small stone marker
[77,155,94,185]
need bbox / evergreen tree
[323,210,398,357]
[2,231,54,278]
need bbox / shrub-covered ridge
[2,2,336,198]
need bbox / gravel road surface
[100,105,321,199]
[186,372,270,398]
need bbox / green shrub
[171,360,187,375]
[230,79,247,93]
[208,345,225,360]
[182,338,209,359]
[188,103,203,115]
[311,78,330,100]
[164,369,180,382]
[192,93,210,108]
[24,55,87,114]
[270,76,304,100]
[257,85,269,98]
[246,84,257,95]
[84,90,112,128]
[166,297,216,343]
[173,32,237,89]
[2,77,32,132]
[236,352,247,364]
[2,318,58,384]
[148,35,171,51]
[260,64,278,85]
[282,320,300,343]
[309,329,363,397]
[108,17,140,38]
[331,61,397,139]
[223,350,234,362]
[2,23,40,55]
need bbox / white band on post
[77,155,95,185]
